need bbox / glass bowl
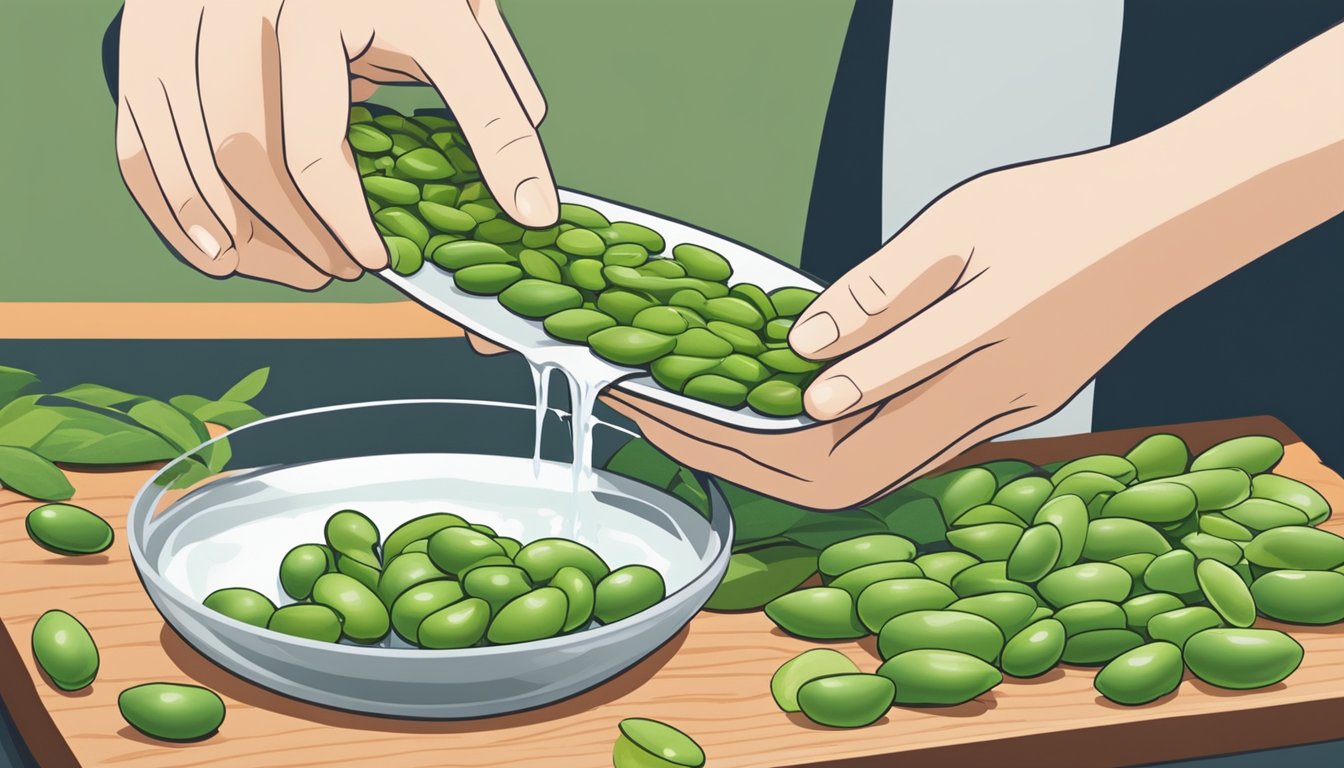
[127,399,732,718]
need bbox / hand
[115,0,557,290]
[604,146,1192,509]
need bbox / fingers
[198,0,365,281]
[233,221,333,290]
[415,4,558,227]
[472,0,547,125]
[275,3,388,270]
[803,282,998,420]
[116,104,238,278]
[790,232,972,360]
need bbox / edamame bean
[279,543,335,600]
[475,218,525,244]
[454,263,523,294]
[588,326,676,366]
[765,587,866,639]
[706,321,766,355]
[632,306,690,335]
[673,327,735,358]
[25,503,113,555]
[683,374,748,408]
[1037,563,1132,608]
[485,587,570,646]
[1180,532,1243,566]
[521,226,558,249]
[383,513,467,560]
[1061,628,1143,665]
[1048,472,1126,509]
[595,289,656,325]
[1222,498,1309,531]
[829,562,923,598]
[877,649,1002,706]
[1033,494,1088,566]
[118,683,224,742]
[1252,474,1331,524]
[376,552,446,606]
[948,592,1039,638]
[771,649,860,713]
[550,565,596,632]
[390,580,465,643]
[1050,455,1137,485]
[650,355,721,392]
[460,202,498,223]
[324,509,380,568]
[557,228,606,257]
[916,551,979,586]
[1145,549,1199,595]
[203,588,276,628]
[953,503,1029,527]
[1094,642,1183,705]
[595,565,666,623]
[499,279,583,318]
[747,379,804,417]
[337,554,381,592]
[603,243,651,268]
[428,527,506,575]
[713,353,770,385]
[374,208,429,250]
[700,297,763,330]
[947,523,1023,561]
[422,183,459,206]
[514,538,610,583]
[384,235,423,275]
[950,561,1042,602]
[463,565,533,613]
[638,259,687,279]
[797,674,895,728]
[1190,435,1284,475]
[671,243,732,281]
[1121,593,1185,632]
[567,258,607,291]
[395,147,455,180]
[431,240,514,270]
[417,597,490,649]
[819,534,917,577]
[349,123,393,154]
[31,610,98,691]
[1199,512,1253,542]
[764,317,794,341]
[559,203,609,229]
[856,578,957,632]
[1183,628,1303,689]
[1099,482,1197,524]
[613,718,705,768]
[1111,553,1158,586]
[769,287,818,317]
[417,201,476,233]
[1251,570,1344,624]
[544,308,618,343]
[267,604,342,643]
[1001,619,1066,678]
[877,609,1004,662]
[1054,601,1126,637]
[1244,524,1344,571]
[758,348,821,374]
[1081,518,1172,560]
[1006,523,1062,582]
[1146,606,1224,647]
[311,573,389,644]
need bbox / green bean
[1050,455,1137,485]
[376,552,446,606]
[498,279,583,318]
[475,218,525,244]
[324,509,380,568]
[948,592,1039,638]
[771,649,860,712]
[384,235,423,275]
[596,289,657,325]
[362,176,422,207]
[1252,474,1331,524]
[877,649,1001,706]
[682,374,748,408]
[25,503,113,555]
[556,229,606,257]
[1001,619,1066,678]
[1163,469,1253,512]
[1005,523,1062,582]
[514,538,610,583]
[758,348,821,374]
[390,580,465,643]
[855,578,957,633]
[455,263,523,295]
[651,355,722,392]
[589,326,677,366]
[544,308,617,343]
[1037,563,1132,608]
[374,208,429,250]
[828,561,922,598]
[279,543,335,600]
[1147,606,1224,647]
[638,259,688,279]
[706,321,767,355]
[267,604,343,643]
[32,610,98,691]
[559,203,610,229]
[1222,498,1309,531]
[951,561,1042,602]
[428,527,506,575]
[671,243,732,281]
[550,565,596,632]
[203,588,276,628]
[418,597,490,649]
[797,674,895,729]
[394,147,455,180]
[947,523,1023,561]
[953,504,1028,527]
[613,718,705,768]
[383,513,467,560]
[1190,435,1284,475]
[1082,518,1172,560]
[594,565,666,623]
[603,243,651,268]
[1251,570,1344,624]
[1199,512,1253,541]
[765,587,865,640]
[311,573,389,644]
[633,306,690,335]
[878,609,1004,662]
[118,683,224,742]
[1095,642,1183,705]
[1183,628,1303,689]
[747,379,804,417]
[348,123,393,154]
[460,202,497,223]
[769,287,818,318]
[417,201,476,233]
[422,183,459,206]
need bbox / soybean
[268,604,342,643]
[613,718,705,768]
[594,565,666,624]
[1251,570,1344,624]
[797,674,895,728]
[877,609,1004,663]
[25,503,113,555]
[877,649,1002,706]
[1094,642,1183,705]
[488,587,568,644]
[1001,619,1066,678]
[770,649,861,712]
[765,587,866,640]
[1183,628,1303,689]
[32,610,98,691]
[118,683,225,742]
[203,588,276,628]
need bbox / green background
[0,0,852,302]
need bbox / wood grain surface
[2,416,1343,768]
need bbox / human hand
[116,0,556,290]
[604,146,1190,509]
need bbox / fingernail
[808,375,861,418]
[188,225,221,260]
[514,177,558,225]
[790,312,839,354]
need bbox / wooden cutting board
[2,415,1343,768]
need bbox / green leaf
[53,383,144,409]
[127,400,207,453]
[0,366,39,407]
[220,367,270,403]
[782,509,889,550]
[670,478,710,517]
[154,458,212,489]
[704,543,818,611]
[34,408,178,464]
[0,445,74,500]
[0,398,67,448]
[191,400,265,429]
[169,394,213,413]
[603,438,681,489]
[717,480,812,544]
[201,435,232,474]
[866,495,948,548]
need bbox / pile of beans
[203,509,666,649]
[350,105,823,417]
[761,434,1342,726]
